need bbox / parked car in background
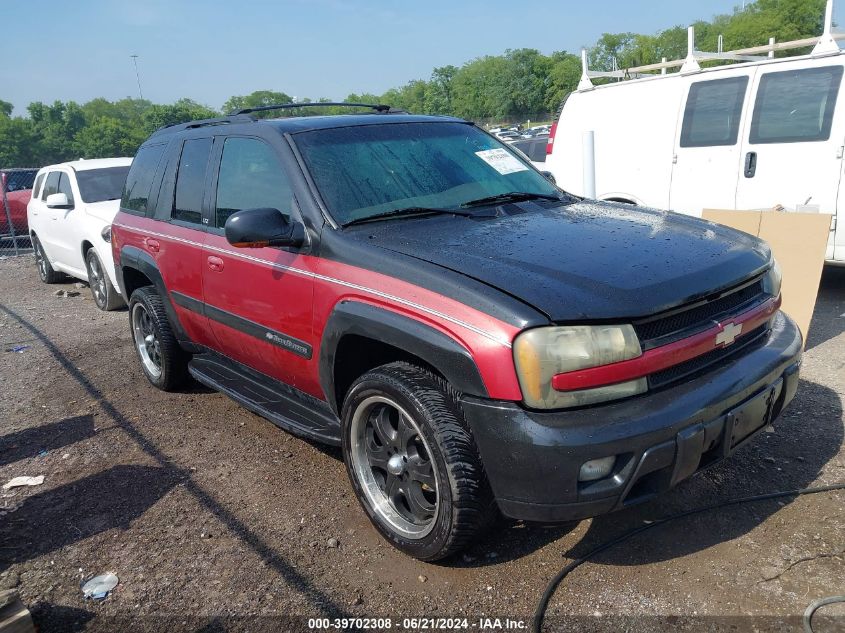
[28,158,132,310]
[495,130,520,141]
[511,137,549,169]
[545,28,845,264]
[112,105,799,561]
[1,169,38,239]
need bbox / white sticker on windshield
[475,148,529,175]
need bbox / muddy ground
[0,254,843,632]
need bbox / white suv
[27,158,132,310]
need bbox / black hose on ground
[533,482,845,633]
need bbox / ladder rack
[578,0,845,90]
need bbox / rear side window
[41,172,60,201]
[750,66,844,144]
[57,173,75,206]
[33,173,45,198]
[173,138,213,225]
[214,137,291,229]
[122,143,166,215]
[680,76,749,148]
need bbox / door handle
[207,256,224,272]
[145,238,161,253]
[744,151,757,178]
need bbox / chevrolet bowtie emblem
[716,322,743,347]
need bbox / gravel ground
[0,254,843,633]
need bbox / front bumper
[462,311,803,522]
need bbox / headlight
[101,226,112,243]
[513,324,646,409]
[762,259,781,297]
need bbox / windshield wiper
[343,206,493,227]
[459,191,563,208]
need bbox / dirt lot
[1,254,843,632]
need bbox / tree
[222,90,292,118]
[424,65,458,114]
[74,117,147,159]
[0,117,37,167]
[140,98,218,133]
[0,100,12,117]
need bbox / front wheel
[128,286,189,391]
[85,248,124,311]
[341,362,495,561]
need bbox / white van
[545,8,845,264]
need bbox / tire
[32,235,63,284]
[85,248,125,311]
[341,362,496,561]
[128,286,189,391]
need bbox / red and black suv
[112,104,802,561]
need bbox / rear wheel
[129,286,189,391]
[341,362,495,561]
[33,235,63,284]
[85,248,124,311]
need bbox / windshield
[293,121,560,225]
[76,166,131,203]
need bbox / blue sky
[0,0,803,114]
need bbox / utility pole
[130,55,144,100]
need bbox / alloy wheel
[35,242,47,281]
[87,254,107,308]
[132,303,162,379]
[350,395,439,539]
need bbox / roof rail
[150,114,255,137]
[577,0,845,90]
[229,102,395,116]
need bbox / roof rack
[229,102,396,116]
[577,0,845,90]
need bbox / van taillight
[546,122,557,155]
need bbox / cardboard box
[702,209,831,342]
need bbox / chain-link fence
[1,168,39,257]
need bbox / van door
[50,171,85,273]
[669,69,754,216]
[735,60,844,260]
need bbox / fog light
[579,456,616,482]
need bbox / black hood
[348,200,772,322]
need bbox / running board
[188,353,341,445]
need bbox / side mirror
[224,207,304,249]
[540,171,556,184]
[46,193,72,209]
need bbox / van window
[33,173,45,198]
[749,66,844,144]
[680,77,749,148]
[57,173,75,207]
[173,138,213,225]
[122,143,166,215]
[41,172,61,201]
[214,138,291,229]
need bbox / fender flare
[119,245,197,349]
[319,300,489,414]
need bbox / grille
[648,326,769,389]
[634,278,765,344]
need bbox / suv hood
[353,200,771,322]
[83,199,121,224]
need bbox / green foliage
[0,0,830,168]
[222,90,292,118]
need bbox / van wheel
[33,236,63,284]
[85,249,124,311]
[341,362,496,561]
[129,286,189,391]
